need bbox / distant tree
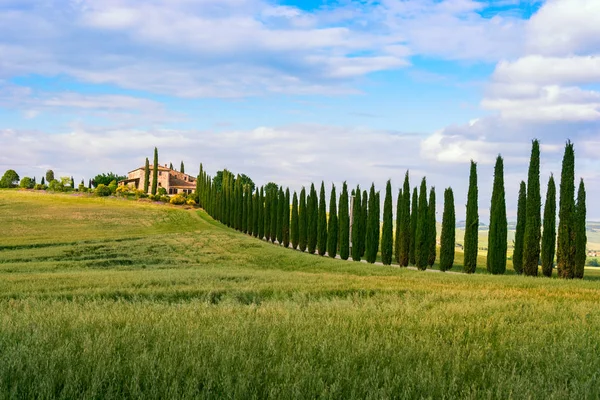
[19,177,34,189]
[291,191,299,250]
[88,179,92,189]
[258,187,265,240]
[463,161,478,274]
[264,182,279,195]
[427,187,436,267]
[365,184,379,264]
[180,161,185,174]
[92,172,126,187]
[409,187,418,265]
[238,174,255,192]
[575,179,587,279]
[523,140,541,276]
[299,187,307,252]
[440,187,455,272]
[152,147,159,195]
[242,184,248,233]
[415,178,428,270]
[487,155,507,275]
[361,190,368,258]
[308,183,318,254]
[270,188,279,244]
[277,187,284,244]
[541,175,557,277]
[283,188,290,248]
[41,177,45,185]
[381,180,393,265]
[70,176,75,189]
[246,186,253,235]
[351,185,362,262]
[45,170,54,183]
[327,184,338,258]
[557,141,576,279]
[0,170,20,188]
[339,182,350,260]
[513,181,527,275]
[264,188,271,241]
[400,172,411,266]
[317,182,328,256]
[170,162,173,170]
[253,189,259,237]
[144,158,150,193]
[394,188,403,265]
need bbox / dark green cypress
[557,141,576,279]
[151,147,158,195]
[440,187,455,271]
[575,179,586,279]
[463,161,478,274]
[513,181,527,275]
[264,189,271,241]
[180,161,184,174]
[415,178,428,270]
[258,187,265,240]
[242,184,248,233]
[394,188,402,265]
[299,188,307,252]
[428,187,436,267]
[291,191,299,250]
[317,182,328,256]
[381,180,393,265]
[351,186,362,262]
[277,187,284,244]
[327,184,338,258]
[360,190,368,258]
[247,186,253,235]
[487,155,507,275]
[409,187,418,265]
[339,182,350,260]
[170,162,173,170]
[271,187,279,244]
[283,188,290,248]
[400,172,410,266]
[541,175,556,277]
[308,184,318,254]
[143,158,150,193]
[523,140,541,276]
[365,184,379,264]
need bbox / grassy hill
[1,190,600,398]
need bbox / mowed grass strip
[1,190,600,399]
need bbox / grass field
[2,190,600,399]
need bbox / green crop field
[1,190,600,399]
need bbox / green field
[2,190,600,399]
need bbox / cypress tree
[415,178,429,270]
[41,177,45,185]
[291,191,299,250]
[487,155,507,275]
[523,140,541,276]
[513,181,527,275]
[339,182,350,260]
[151,147,158,195]
[409,187,418,265]
[180,161,184,174]
[247,186,253,235]
[258,187,265,240]
[327,184,338,258]
[375,191,380,257]
[428,187,436,267]
[557,141,576,279]
[351,186,362,261]
[277,187,284,244]
[169,162,173,170]
[365,184,379,263]
[400,172,411,266]
[271,187,279,244]
[264,189,271,241]
[381,180,393,265]
[360,190,368,257]
[464,161,478,274]
[394,188,403,265]
[575,179,587,279]
[242,185,248,233]
[70,176,75,189]
[143,158,150,193]
[308,184,318,254]
[440,187,455,272]
[317,182,328,256]
[283,188,290,248]
[299,188,307,252]
[541,175,556,277]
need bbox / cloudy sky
[1,0,599,221]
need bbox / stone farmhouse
[119,164,196,195]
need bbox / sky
[1,0,599,221]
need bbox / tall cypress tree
[258,187,265,239]
[143,158,150,193]
[264,189,271,241]
[557,141,575,279]
[513,181,527,275]
[361,190,368,258]
[415,178,429,270]
[247,186,253,235]
[394,188,402,265]
[180,161,185,174]
[523,139,541,276]
[317,182,328,256]
[365,184,379,263]
[464,161,478,274]
[242,184,248,233]
[381,180,393,265]
[299,188,307,252]
[351,185,362,262]
[253,189,259,237]
[308,184,318,254]
[271,187,280,244]
[339,182,350,260]
[151,147,158,195]
[277,187,284,244]
[291,191,299,250]
[409,187,418,265]
[427,187,436,267]
[440,187,455,271]
[487,155,507,275]
[283,188,290,248]
[169,162,173,170]
[327,184,338,258]
[400,172,411,266]
[541,175,556,277]
[575,179,587,279]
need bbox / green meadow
[1,190,600,399]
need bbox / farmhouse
[118,164,196,195]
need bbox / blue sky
[0,0,599,220]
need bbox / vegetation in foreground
[1,190,600,399]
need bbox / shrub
[95,184,112,197]
[19,177,34,189]
[186,199,197,206]
[48,180,65,192]
[160,195,170,203]
[588,258,599,267]
[170,194,186,205]
[157,187,167,196]
[34,184,46,191]
[115,185,130,196]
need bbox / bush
[108,180,118,194]
[95,184,112,197]
[115,185,130,196]
[588,258,599,267]
[160,195,170,203]
[157,187,167,196]
[170,195,186,205]
[134,190,148,199]
[19,177,34,189]
[34,184,46,191]
[48,180,65,192]
[186,199,196,206]
[78,184,88,192]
